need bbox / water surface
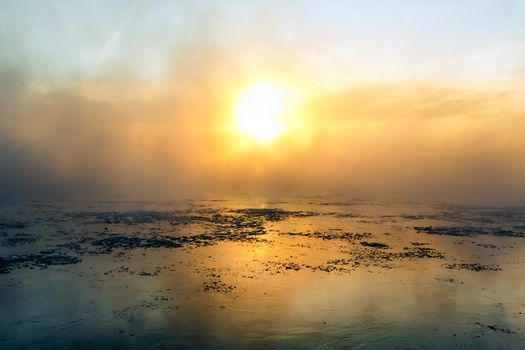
[1,196,525,349]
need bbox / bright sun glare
[234,82,286,142]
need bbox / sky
[1,1,525,202]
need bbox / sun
[234,82,286,142]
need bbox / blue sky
[1,0,524,85]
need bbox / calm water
[1,196,525,349]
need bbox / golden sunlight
[234,82,286,142]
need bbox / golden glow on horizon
[234,82,286,142]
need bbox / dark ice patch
[0,221,27,229]
[283,231,370,241]
[414,226,525,237]
[360,241,390,249]
[446,263,501,271]
[92,236,183,250]
[68,210,204,225]
[401,247,445,259]
[232,208,316,222]
[473,321,516,334]
[0,253,80,274]
[1,236,37,247]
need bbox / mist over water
[1,1,525,203]
[1,65,525,202]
